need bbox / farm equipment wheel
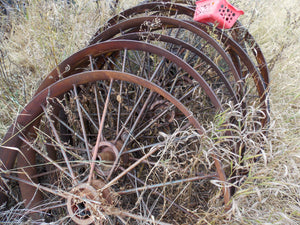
[90,16,268,125]
[34,40,226,123]
[96,1,269,87]
[0,71,229,224]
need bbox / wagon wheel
[1,71,229,224]
[36,40,225,122]
[98,1,269,87]
[91,5,269,191]
[94,2,269,125]
[29,39,244,191]
[91,15,267,114]
[90,16,269,146]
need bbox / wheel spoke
[51,113,93,149]
[117,91,154,155]
[158,182,189,222]
[33,202,67,215]
[117,174,216,195]
[123,142,162,154]
[4,174,68,199]
[116,49,127,135]
[41,105,77,183]
[93,84,101,128]
[80,103,98,131]
[133,102,177,140]
[114,57,166,142]
[101,146,160,191]
[125,172,152,218]
[19,135,72,179]
[73,85,91,160]
[88,78,114,184]
[123,169,199,219]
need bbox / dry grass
[228,1,300,224]
[0,0,299,224]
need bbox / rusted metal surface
[66,181,113,224]
[90,15,269,125]
[94,1,269,87]
[90,16,241,82]
[35,40,223,110]
[0,1,270,223]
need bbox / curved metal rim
[188,20,269,126]
[102,2,195,31]
[113,32,240,105]
[89,16,241,84]
[89,15,271,125]
[92,1,269,87]
[92,13,269,126]
[36,40,223,110]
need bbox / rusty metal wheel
[35,40,226,121]
[96,1,269,87]
[88,1,270,194]
[0,71,228,224]
[27,38,260,197]
[91,6,270,170]
[90,16,269,124]
[91,16,241,85]
[93,2,269,126]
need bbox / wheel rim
[93,3,269,127]
[1,70,229,224]
[94,1,269,87]
[91,15,269,126]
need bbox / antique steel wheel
[91,16,241,86]
[88,2,270,195]
[35,40,227,124]
[92,9,270,171]
[0,71,228,224]
[96,1,269,87]
[90,16,269,125]
[93,3,269,126]
[18,38,251,198]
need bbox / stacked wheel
[0,1,269,224]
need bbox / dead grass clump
[228,1,300,224]
[0,0,115,136]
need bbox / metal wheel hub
[96,141,119,175]
[67,180,113,224]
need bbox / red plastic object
[193,0,244,29]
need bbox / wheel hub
[67,180,113,224]
[95,141,119,176]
